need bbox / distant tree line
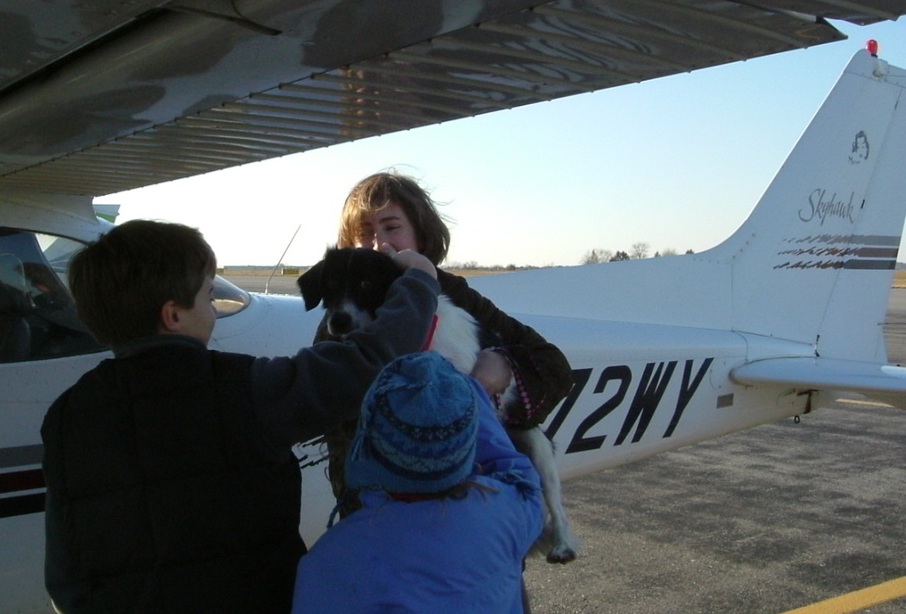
[232,245,696,272]
[445,261,536,272]
[580,243,694,264]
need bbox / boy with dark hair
[41,219,439,613]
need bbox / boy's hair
[69,220,216,346]
[337,172,451,265]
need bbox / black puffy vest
[43,345,305,613]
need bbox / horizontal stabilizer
[731,357,906,406]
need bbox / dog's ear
[297,261,325,311]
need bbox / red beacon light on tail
[866,40,888,78]
[866,39,880,57]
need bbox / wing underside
[2,0,904,199]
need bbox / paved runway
[229,275,906,613]
[522,398,906,614]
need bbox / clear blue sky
[105,18,906,268]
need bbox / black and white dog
[298,247,577,564]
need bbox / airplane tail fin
[473,49,906,370]
[705,49,906,362]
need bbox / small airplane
[2,1,905,611]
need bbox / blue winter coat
[292,380,544,613]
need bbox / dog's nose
[328,312,353,336]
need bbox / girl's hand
[382,243,437,280]
[471,348,513,396]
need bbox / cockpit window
[213,276,250,317]
[0,228,104,362]
[0,228,251,363]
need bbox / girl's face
[355,202,420,254]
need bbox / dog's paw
[546,542,578,564]
[530,526,579,564]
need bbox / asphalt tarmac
[523,291,906,614]
[230,274,906,613]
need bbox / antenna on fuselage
[265,224,301,294]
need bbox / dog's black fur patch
[298,248,404,337]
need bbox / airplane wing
[731,357,906,407]
[2,1,904,201]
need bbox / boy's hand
[381,244,437,280]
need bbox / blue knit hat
[345,352,480,494]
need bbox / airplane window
[0,228,104,362]
[213,276,250,317]
[0,228,250,363]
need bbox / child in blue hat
[292,351,544,613]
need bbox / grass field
[221,267,509,279]
[228,267,906,285]
[895,270,906,288]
